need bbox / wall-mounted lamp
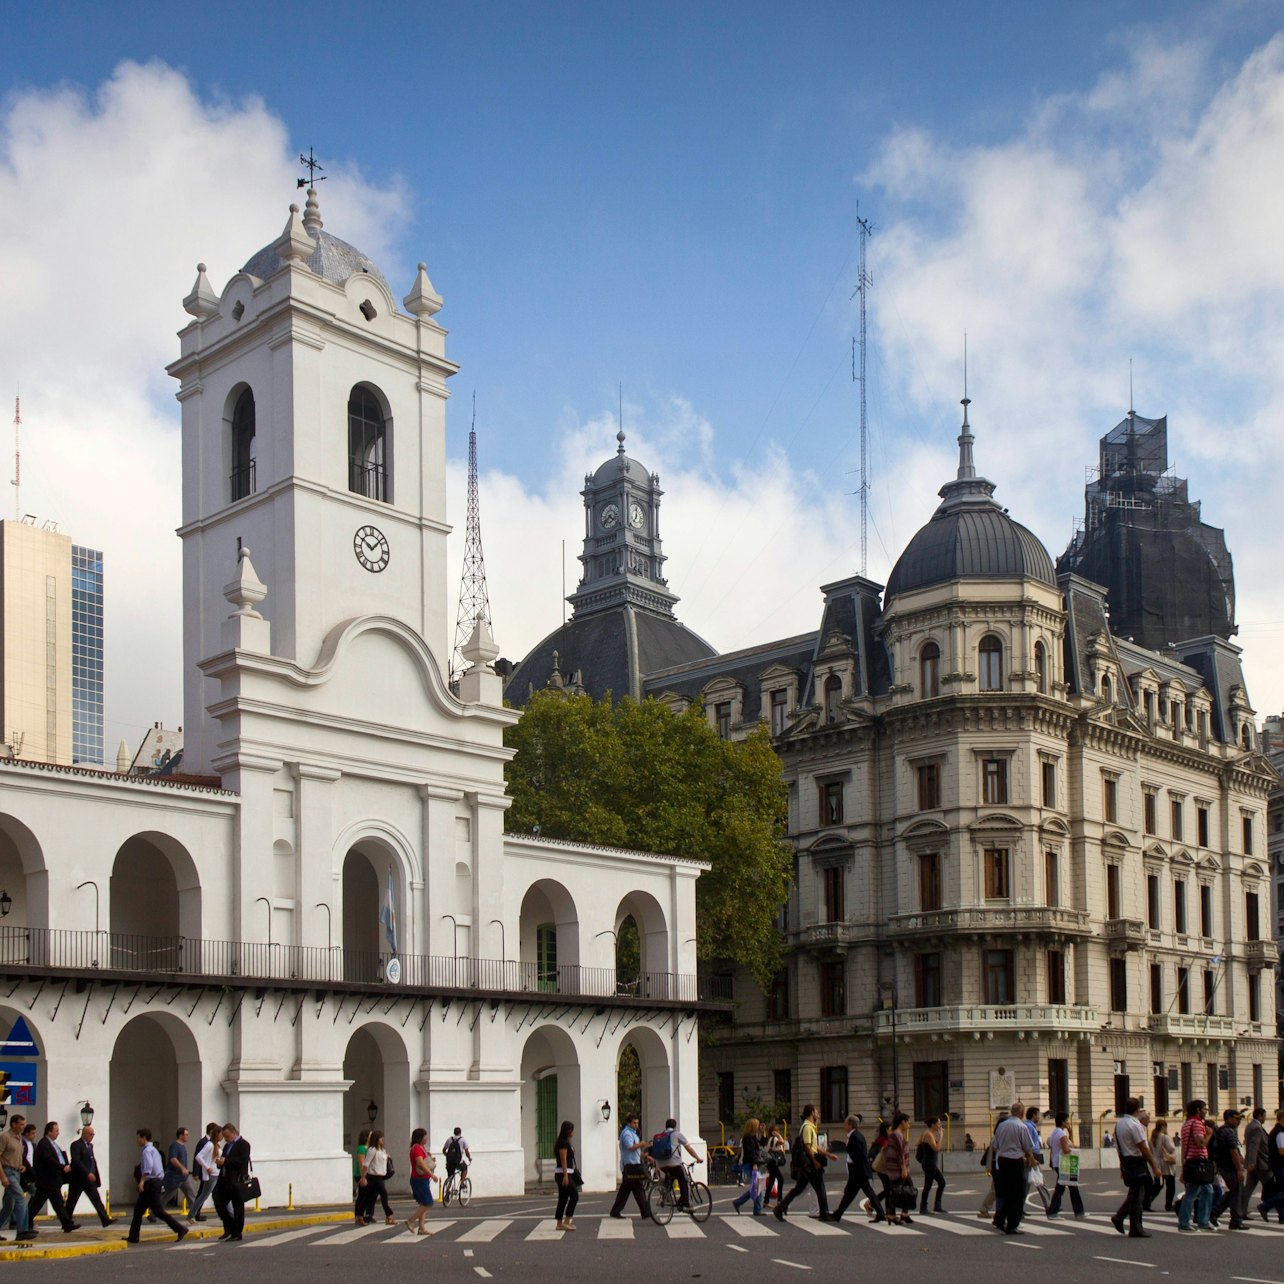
[599,1100,612,1123]
[80,1101,95,1128]
[367,1099,379,1124]
[0,890,10,918]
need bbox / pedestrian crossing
[173,1209,1284,1251]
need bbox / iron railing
[0,926,710,1002]
[230,459,256,502]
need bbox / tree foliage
[504,692,793,987]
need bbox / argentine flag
[379,871,398,956]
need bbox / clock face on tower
[628,501,645,529]
[600,502,620,529]
[354,524,390,573]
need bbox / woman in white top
[1045,1112,1085,1218]
[358,1130,397,1225]
[190,1123,221,1222]
[1144,1120,1177,1212]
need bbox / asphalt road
[15,1173,1284,1282]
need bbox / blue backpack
[651,1129,675,1161]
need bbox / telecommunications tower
[451,396,493,685]
[854,214,873,577]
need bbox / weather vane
[297,147,326,189]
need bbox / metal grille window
[230,387,256,501]
[348,385,390,502]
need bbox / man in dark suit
[26,1122,78,1232]
[67,1126,114,1227]
[212,1123,250,1242]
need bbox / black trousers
[1212,1168,1242,1225]
[554,1178,579,1222]
[919,1160,946,1211]
[833,1166,882,1219]
[212,1177,245,1237]
[994,1157,1027,1232]
[779,1167,829,1217]
[66,1179,110,1226]
[609,1169,648,1217]
[1114,1171,1149,1232]
[28,1181,75,1230]
[129,1179,184,1239]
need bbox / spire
[956,332,975,480]
[302,186,324,232]
[183,262,221,320]
[451,396,494,684]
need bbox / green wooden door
[536,1075,558,1158]
[537,923,557,993]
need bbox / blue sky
[3,1,1284,747]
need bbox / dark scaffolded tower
[451,399,493,686]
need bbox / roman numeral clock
[354,524,391,573]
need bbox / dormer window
[920,641,940,698]
[230,388,256,502]
[348,385,390,502]
[823,674,842,723]
[978,635,1003,691]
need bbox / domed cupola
[886,393,1055,599]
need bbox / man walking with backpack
[652,1118,700,1209]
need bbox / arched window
[823,674,842,723]
[348,385,390,502]
[978,635,1004,691]
[1102,675,1112,704]
[920,641,940,698]
[1034,641,1047,694]
[230,388,256,501]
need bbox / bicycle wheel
[441,1177,454,1207]
[647,1181,674,1225]
[458,1176,471,1208]
[687,1181,712,1223]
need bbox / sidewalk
[0,1205,353,1262]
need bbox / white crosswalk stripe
[458,1218,514,1242]
[790,1217,845,1237]
[524,1219,564,1241]
[598,1217,634,1239]
[243,1225,335,1249]
[724,1215,776,1237]
[384,1221,455,1242]
[315,1223,387,1245]
[664,1218,705,1238]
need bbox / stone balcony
[887,905,1092,939]
[1147,1012,1236,1040]
[872,1002,1100,1041]
[1105,917,1147,951]
[792,921,863,950]
[1243,939,1280,970]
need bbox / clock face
[628,501,645,529]
[354,524,390,573]
[600,502,620,529]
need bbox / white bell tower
[168,187,457,774]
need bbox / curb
[0,1211,351,1262]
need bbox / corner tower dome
[240,186,390,291]
[886,394,1055,599]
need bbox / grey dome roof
[241,194,390,292]
[590,431,651,487]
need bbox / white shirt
[365,1148,389,1178]
[139,1142,165,1181]
[195,1141,219,1181]
[1115,1113,1147,1158]
[1048,1126,1067,1170]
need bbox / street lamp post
[314,903,332,950]
[881,978,899,1111]
[76,880,100,968]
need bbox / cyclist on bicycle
[653,1117,699,1208]
[442,1127,471,1185]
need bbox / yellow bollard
[181,1194,189,1215]
[287,1183,294,1211]
[105,1189,111,1218]
[254,1195,261,1213]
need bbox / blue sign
[0,1016,36,1058]
[0,1060,37,1107]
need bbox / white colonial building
[0,188,705,1205]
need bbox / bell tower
[168,188,458,774]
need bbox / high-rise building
[71,544,104,764]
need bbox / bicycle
[646,1160,712,1225]
[441,1164,472,1207]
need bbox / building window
[915,951,943,1007]
[1174,880,1187,935]
[820,1066,848,1122]
[978,635,1004,691]
[985,948,1015,1004]
[1249,972,1261,1023]
[913,1061,949,1121]
[1149,962,1163,1013]
[823,674,842,723]
[348,384,390,502]
[1104,776,1119,824]
[1200,883,1212,937]
[822,865,845,923]
[1202,969,1214,1015]
[984,848,1010,900]
[819,960,846,1017]
[1107,863,1121,919]
[1047,950,1066,1004]
[767,969,790,1021]
[1143,789,1158,836]
[820,780,843,826]
[1048,1058,1069,1117]
[230,387,256,501]
[715,702,732,740]
[982,758,1008,805]
[1197,805,1210,848]
[773,1068,792,1120]
[1102,674,1113,703]
[1153,1061,1170,1117]
[1147,874,1160,930]
[917,762,940,811]
[1246,891,1260,941]
[1176,966,1190,1014]
[770,688,788,736]
[1171,798,1183,841]
[920,641,940,698]
[1243,814,1254,855]
[1041,760,1057,809]
[536,923,558,992]
[1045,849,1060,907]
[919,852,942,912]
[717,1071,735,1124]
[1110,956,1128,1012]
[1034,641,1047,694]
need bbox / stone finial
[183,263,220,320]
[403,261,443,318]
[272,203,316,266]
[302,186,324,232]
[221,543,271,653]
[116,738,132,773]
[457,618,503,705]
[617,429,626,455]
[461,617,500,669]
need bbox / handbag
[1182,1157,1214,1185]
[871,1146,888,1175]
[240,1155,262,1201]
[1120,1153,1148,1183]
[572,1169,584,1187]
[385,1157,395,1180]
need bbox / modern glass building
[71,545,103,764]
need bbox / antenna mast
[11,392,20,521]
[451,394,493,684]
[855,214,874,576]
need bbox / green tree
[505,692,792,987]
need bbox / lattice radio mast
[11,392,20,521]
[854,215,873,576]
[451,394,493,684]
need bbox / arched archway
[340,839,405,984]
[0,814,47,936]
[109,833,201,969]
[108,1012,202,1197]
[343,1022,411,1192]
[614,891,669,998]
[616,1025,672,1135]
[520,1024,580,1185]
[519,881,580,994]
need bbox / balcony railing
[230,459,256,502]
[1243,939,1280,970]
[873,1003,1100,1037]
[793,921,863,949]
[1105,917,1147,950]
[0,926,708,1004]
[888,906,1092,937]
[1148,1011,1235,1039]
